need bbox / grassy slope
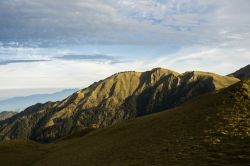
[0,68,239,142]
[0,140,49,166]
[0,80,249,166]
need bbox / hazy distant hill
[0,111,17,121]
[0,89,78,112]
[228,64,250,81]
[0,68,239,142]
[0,78,249,166]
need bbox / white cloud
[0,46,249,89]
[0,0,249,47]
[0,58,145,89]
[0,0,249,90]
[147,46,250,75]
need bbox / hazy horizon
[0,88,77,100]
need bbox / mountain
[0,79,249,166]
[0,111,17,121]
[0,89,78,112]
[0,68,239,142]
[228,64,250,81]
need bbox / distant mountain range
[0,89,78,112]
[0,111,17,121]
[0,67,239,142]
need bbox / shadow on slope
[0,80,249,166]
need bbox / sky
[0,0,250,97]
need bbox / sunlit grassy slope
[0,80,249,166]
[0,68,239,142]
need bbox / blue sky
[0,0,250,96]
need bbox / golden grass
[0,80,249,166]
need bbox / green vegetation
[0,80,249,166]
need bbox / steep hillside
[0,79,249,166]
[228,64,250,80]
[0,111,17,121]
[0,68,239,142]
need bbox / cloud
[0,59,50,65]
[56,54,114,60]
[55,54,120,64]
[0,0,249,90]
[0,0,249,47]
[0,46,249,89]
[146,46,250,75]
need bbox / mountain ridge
[228,64,250,81]
[0,68,239,142]
[0,79,249,166]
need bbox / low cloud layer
[56,54,114,60]
[0,59,49,65]
[0,54,120,65]
[55,54,121,64]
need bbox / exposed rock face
[228,64,250,81]
[0,111,17,121]
[0,68,239,142]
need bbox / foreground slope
[229,64,250,81]
[0,68,239,142]
[0,79,249,166]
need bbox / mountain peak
[182,71,240,90]
[0,68,239,142]
[150,67,180,76]
[228,64,250,81]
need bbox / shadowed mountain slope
[0,79,249,166]
[228,64,250,81]
[0,68,239,142]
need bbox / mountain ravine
[0,68,239,142]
